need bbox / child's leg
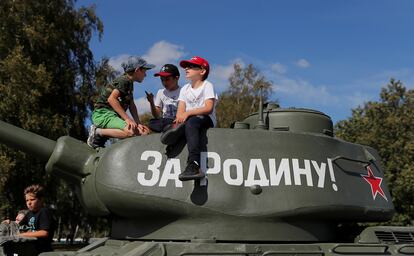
[99,128,131,138]
[93,108,138,139]
[178,115,213,181]
[185,115,213,165]
[148,118,163,132]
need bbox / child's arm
[129,100,140,124]
[19,229,49,238]
[175,99,215,123]
[175,101,186,123]
[130,98,150,135]
[146,91,161,119]
[108,89,137,128]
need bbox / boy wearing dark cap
[174,56,217,181]
[87,56,154,148]
[146,64,181,132]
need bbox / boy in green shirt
[88,56,154,148]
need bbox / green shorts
[92,108,126,130]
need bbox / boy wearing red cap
[174,56,217,181]
[146,64,181,132]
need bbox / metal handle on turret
[332,147,377,167]
[331,155,371,166]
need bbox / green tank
[1,104,414,255]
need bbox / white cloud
[108,54,130,73]
[143,41,185,67]
[209,58,244,91]
[211,59,243,80]
[296,59,310,68]
[273,77,337,106]
[212,64,235,81]
[108,41,185,73]
[271,63,287,74]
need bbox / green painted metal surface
[1,107,413,255]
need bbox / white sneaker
[87,125,97,148]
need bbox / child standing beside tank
[18,184,55,253]
[146,64,181,132]
[163,56,217,181]
[87,56,154,148]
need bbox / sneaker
[87,125,97,148]
[94,133,108,148]
[87,125,107,149]
[160,122,185,145]
[179,161,205,181]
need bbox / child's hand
[145,91,154,103]
[137,124,150,135]
[126,118,137,130]
[175,112,188,123]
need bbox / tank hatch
[237,107,334,136]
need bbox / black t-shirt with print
[21,207,55,252]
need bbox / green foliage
[335,79,414,225]
[0,0,107,238]
[95,58,119,88]
[93,57,120,105]
[216,63,275,128]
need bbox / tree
[335,79,414,225]
[0,0,104,236]
[93,57,120,104]
[95,57,119,88]
[216,63,274,128]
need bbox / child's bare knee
[123,127,135,137]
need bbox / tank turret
[1,109,411,255]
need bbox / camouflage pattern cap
[121,56,155,72]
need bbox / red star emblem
[361,166,387,201]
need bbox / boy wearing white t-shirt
[175,56,217,181]
[146,64,181,132]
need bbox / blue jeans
[185,115,213,164]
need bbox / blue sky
[79,0,414,124]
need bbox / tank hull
[38,236,414,256]
[0,111,403,255]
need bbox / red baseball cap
[179,56,210,71]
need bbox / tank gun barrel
[0,120,55,161]
[0,119,95,181]
[0,119,107,216]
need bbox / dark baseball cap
[154,64,180,77]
